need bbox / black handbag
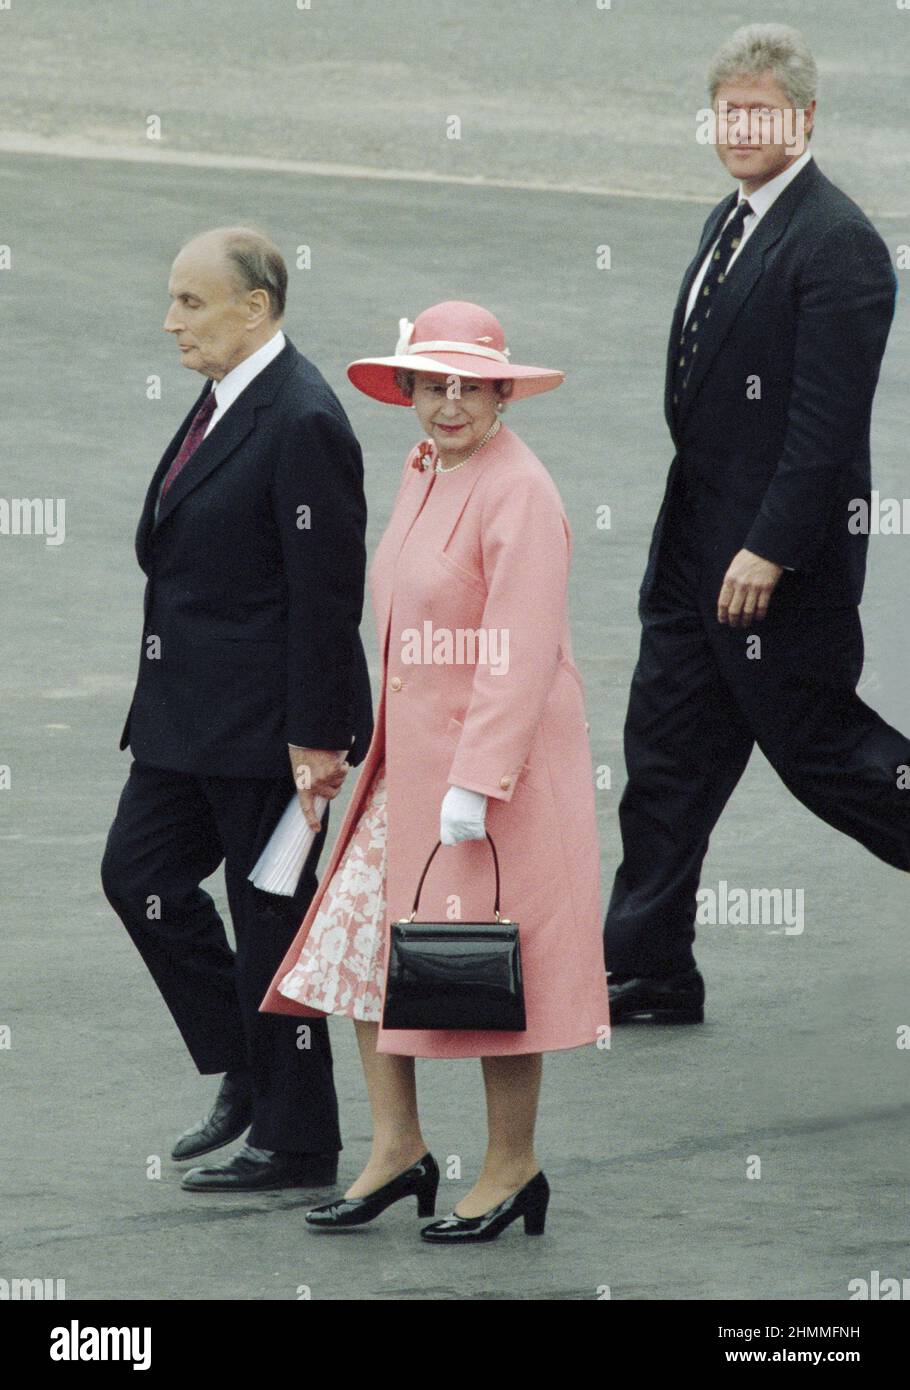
[382,833,526,1032]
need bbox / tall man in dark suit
[102,226,373,1187]
[604,25,910,1023]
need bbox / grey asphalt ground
[3,0,909,215]
[1,1,908,1303]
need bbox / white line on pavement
[0,131,721,206]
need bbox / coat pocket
[436,550,487,595]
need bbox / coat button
[389,676,402,691]
[500,775,511,790]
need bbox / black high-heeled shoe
[305,1153,439,1229]
[419,1170,549,1243]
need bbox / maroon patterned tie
[160,388,218,498]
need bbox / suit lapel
[135,380,211,568]
[148,339,299,535]
[673,160,820,427]
[373,462,438,664]
[664,194,737,433]
[374,432,497,665]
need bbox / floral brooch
[412,439,435,471]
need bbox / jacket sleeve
[273,405,368,751]
[446,465,571,803]
[744,217,897,569]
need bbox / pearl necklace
[434,418,502,473]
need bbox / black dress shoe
[420,1170,550,1243]
[305,1153,439,1229]
[181,1144,338,1192]
[608,967,705,1024]
[171,1068,253,1162]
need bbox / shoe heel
[416,1171,439,1218]
[523,1195,549,1236]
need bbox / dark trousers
[101,760,340,1155]
[604,479,910,979]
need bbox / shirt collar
[738,148,813,219]
[213,328,286,413]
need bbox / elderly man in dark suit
[605,25,910,1023]
[102,226,373,1188]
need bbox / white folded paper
[248,751,348,896]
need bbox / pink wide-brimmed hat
[346,300,565,406]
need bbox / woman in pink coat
[260,301,610,1243]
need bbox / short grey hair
[708,23,818,110]
[213,226,288,319]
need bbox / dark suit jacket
[643,158,898,609]
[119,337,373,778]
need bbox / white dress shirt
[204,328,286,434]
[684,150,813,325]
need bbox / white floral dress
[276,765,387,1022]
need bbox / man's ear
[247,288,271,326]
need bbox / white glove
[440,785,488,845]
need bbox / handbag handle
[405,832,505,922]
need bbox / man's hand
[288,746,349,831]
[717,549,783,627]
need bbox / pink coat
[260,423,610,1056]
